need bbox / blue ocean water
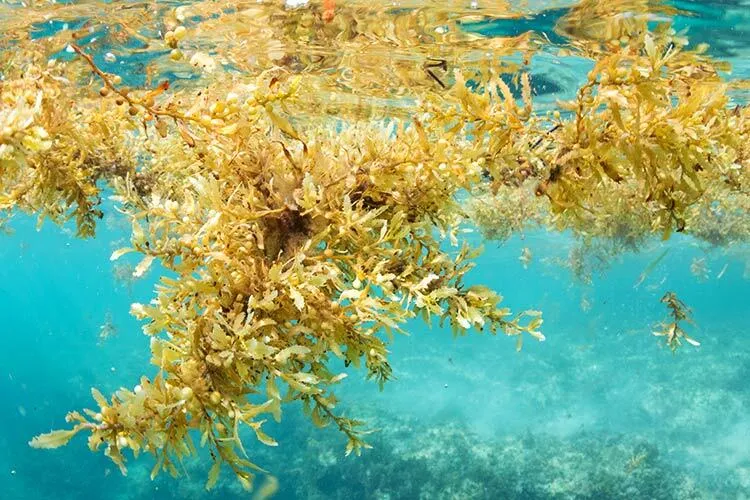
[2,1,750,499]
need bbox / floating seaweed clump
[0,0,747,490]
[653,291,700,352]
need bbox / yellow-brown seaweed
[0,0,745,490]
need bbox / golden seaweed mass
[0,0,747,490]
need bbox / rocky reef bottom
[264,414,723,500]
[104,406,743,500]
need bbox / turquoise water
[3,212,749,498]
[2,1,750,499]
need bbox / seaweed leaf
[29,427,83,449]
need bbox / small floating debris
[634,248,669,289]
[98,312,118,344]
[716,262,729,280]
[690,257,710,282]
[580,295,591,312]
[519,247,533,269]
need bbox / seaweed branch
[652,291,700,352]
